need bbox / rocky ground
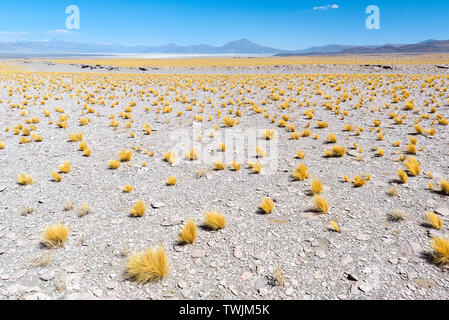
[0,58,448,300]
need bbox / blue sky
[0,0,447,49]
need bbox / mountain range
[0,38,448,57]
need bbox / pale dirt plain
[0,55,448,300]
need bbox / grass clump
[126,245,169,283]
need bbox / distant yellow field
[48,54,449,68]
[0,61,29,72]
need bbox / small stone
[389,257,399,265]
[435,207,449,217]
[178,281,187,289]
[240,271,252,281]
[191,249,205,258]
[285,287,294,296]
[106,281,117,290]
[340,255,353,266]
[258,287,268,296]
[39,270,55,281]
[315,249,326,258]
[346,273,358,281]
[234,247,243,259]
[358,282,372,293]
[151,202,165,209]
[356,234,370,241]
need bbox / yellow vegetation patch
[432,237,449,265]
[204,211,226,230]
[126,245,169,283]
[260,197,274,214]
[130,200,146,217]
[314,195,329,214]
[41,224,69,248]
[178,220,197,244]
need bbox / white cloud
[0,31,28,35]
[46,29,77,35]
[313,4,339,10]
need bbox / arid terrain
[0,55,448,300]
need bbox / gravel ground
[0,59,448,300]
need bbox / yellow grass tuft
[130,200,146,217]
[204,211,226,230]
[51,171,62,182]
[41,224,69,248]
[426,212,443,230]
[58,161,71,173]
[185,148,199,161]
[311,179,323,194]
[256,146,267,158]
[167,176,177,185]
[17,173,34,185]
[327,133,337,143]
[126,245,169,283]
[406,143,417,155]
[69,133,83,142]
[123,184,134,193]
[263,129,276,140]
[377,148,384,157]
[292,163,310,181]
[314,195,329,214]
[119,150,133,162]
[213,160,226,170]
[353,175,366,187]
[178,220,197,244]
[163,151,176,164]
[432,237,449,265]
[296,150,305,159]
[260,197,274,214]
[397,169,408,183]
[109,159,121,169]
[326,145,346,157]
[230,160,241,171]
[441,179,449,195]
[330,221,340,232]
[403,156,421,176]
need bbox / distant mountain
[275,39,449,56]
[0,38,448,57]
[340,40,449,54]
[0,38,289,55]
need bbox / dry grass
[397,169,408,183]
[330,221,341,232]
[259,197,274,214]
[41,224,69,248]
[123,184,134,193]
[78,203,92,217]
[51,171,62,182]
[178,220,197,244]
[441,179,449,195]
[432,237,449,265]
[426,212,443,230]
[21,206,35,216]
[204,211,226,230]
[109,159,121,169]
[353,175,367,187]
[391,210,408,221]
[58,161,71,173]
[313,195,329,214]
[30,252,52,267]
[119,150,133,162]
[311,179,323,194]
[292,163,310,181]
[126,245,169,283]
[64,201,75,211]
[403,156,421,176]
[17,173,34,185]
[387,186,399,196]
[130,200,146,217]
[167,176,177,186]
